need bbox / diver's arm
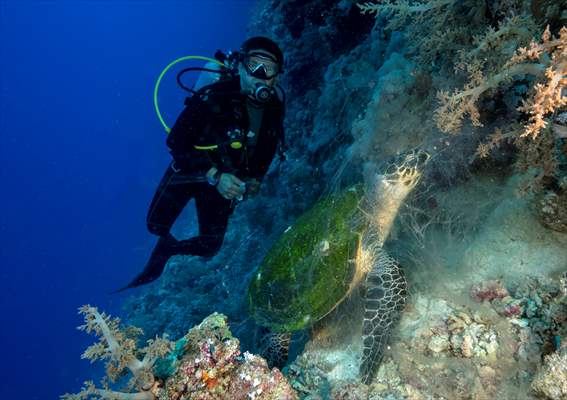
[204,166,246,199]
[166,96,216,176]
[249,123,284,182]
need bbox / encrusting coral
[61,307,297,400]
[281,272,567,399]
[532,340,567,400]
[533,176,567,233]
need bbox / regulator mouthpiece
[254,83,275,103]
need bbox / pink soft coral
[435,26,567,139]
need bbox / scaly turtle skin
[248,149,429,383]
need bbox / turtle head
[381,148,430,188]
[364,148,430,243]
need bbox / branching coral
[357,1,565,193]
[358,0,454,29]
[431,20,566,192]
[433,23,566,192]
[63,381,155,400]
[437,15,538,132]
[435,26,566,139]
[60,305,173,400]
[514,28,567,138]
[358,0,491,69]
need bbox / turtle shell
[248,185,366,332]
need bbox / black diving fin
[111,234,177,293]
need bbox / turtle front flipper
[360,250,407,384]
[258,327,292,369]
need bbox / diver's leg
[172,184,235,257]
[115,164,195,292]
[146,163,194,237]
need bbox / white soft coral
[60,305,172,400]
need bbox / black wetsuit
[117,76,284,291]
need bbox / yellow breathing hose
[153,55,225,133]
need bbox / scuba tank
[153,50,238,133]
[176,50,240,94]
[193,61,223,91]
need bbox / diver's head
[237,36,283,103]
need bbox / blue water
[0,1,255,398]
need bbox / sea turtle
[248,149,429,384]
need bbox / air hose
[153,55,225,133]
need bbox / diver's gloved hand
[217,173,246,200]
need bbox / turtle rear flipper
[258,327,292,369]
[360,250,407,384]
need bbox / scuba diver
[117,36,286,291]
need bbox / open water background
[0,1,255,398]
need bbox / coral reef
[532,340,567,400]
[533,176,567,232]
[158,316,297,399]
[273,172,567,398]
[283,271,567,399]
[359,0,566,194]
[460,179,567,282]
[61,309,297,400]
[435,25,566,139]
[121,1,567,398]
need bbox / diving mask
[243,52,281,80]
